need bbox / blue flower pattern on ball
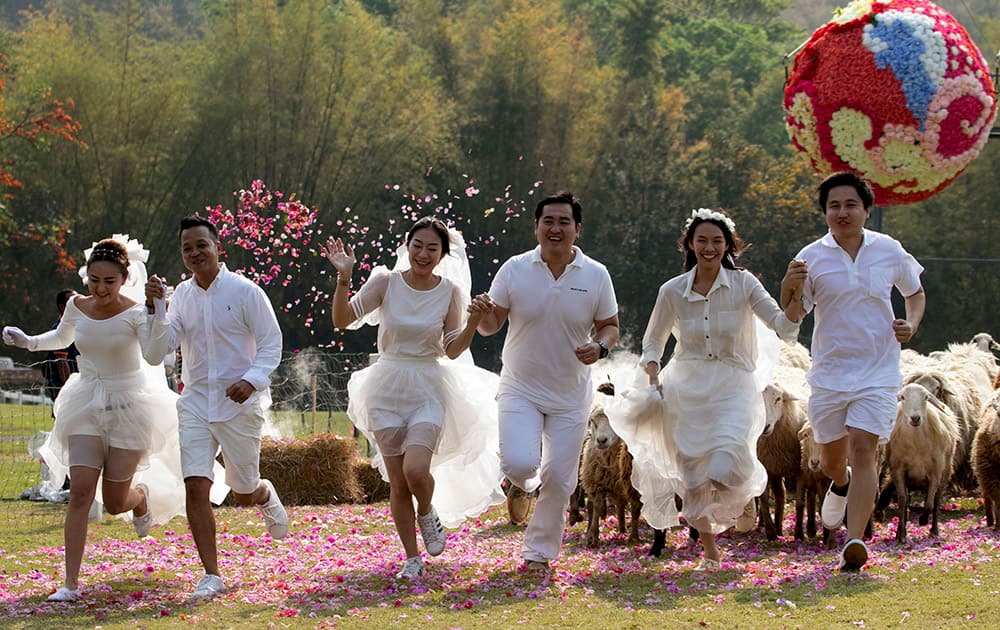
[864,12,945,131]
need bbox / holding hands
[781,258,808,299]
[466,293,495,324]
[321,237,356,277]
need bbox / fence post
[311,374,318,433]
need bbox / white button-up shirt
[489,246,618,411]
[798,229,923,392]
[145,264,282,422]
[641,267,799,370]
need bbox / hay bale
[257,433,363,505]
[353,459,391,503]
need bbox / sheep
[970,332,999,355]
[755,372,808,540]
[971,392,1000,530]
[796,421,835,548]
[902,368,982,492]
[581,405,643,547]
[779,340,811,371]
[933,342,997,400]
[886,383,960,543]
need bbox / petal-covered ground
[2,499,998,625]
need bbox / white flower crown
[684,208,736,234]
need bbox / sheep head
[761,383,795,437]
[797,423,822,472]
[587,407,620,449]
[970,332,998,353]
[897,382,948,428]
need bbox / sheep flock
[574,332,1000,556]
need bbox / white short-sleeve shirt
[489,246,618,411]
[798,229,923,392]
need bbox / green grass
[1,498,998,628]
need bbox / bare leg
[690,517,720,561]
[384,455,419,558]
[845,428,879,541]
[819,436,850,488]
[63,466,100,590]
[185,477,219,576]
[231,482,271,507]
[402,446,435,517]
[100,447,146,516]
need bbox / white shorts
[179,407,265,494]
[808,386,897,445]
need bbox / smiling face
[405,227,445,276]
[689,221,727,272]
[86,260,127,305]
[824,184,871,243]
[180,225,221,279]
[534,202,580,260]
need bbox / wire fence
[0,350,371,524]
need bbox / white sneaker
[821,466,851,529]
[188,574,227,602]
[395,556,424,579]
[260,479,288,539]
[132,483,153,538]
[735,499,757,533]
[417,505,446,556]
[46,586,81,602]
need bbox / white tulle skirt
[39,367,189,526]
[606,359,767,535]
[347,354,504,528]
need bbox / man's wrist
[597,340,609,359]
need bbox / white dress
[606,267,797,535]
[346,267,504,528]
[35,297,186,526]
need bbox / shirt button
[704,316,708,320]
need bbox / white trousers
[498,394,588,563]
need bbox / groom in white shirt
[144,216,286,601]
[477,192,619,574]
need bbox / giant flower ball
[784,0,997,205]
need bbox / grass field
[1,495,998,628]
[0,403,365,505]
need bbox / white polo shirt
[145,264,283,422]
[798,229,923,392]
[489,245,618,411]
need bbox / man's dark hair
[179,216,220,240]
[817,171,875,211]
[56,289,75,311]
[535,192,583,224]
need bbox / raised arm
[321,236,358,329]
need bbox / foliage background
[0,0,997,369]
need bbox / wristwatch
[597,340,609,359]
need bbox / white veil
[78,233,151,305]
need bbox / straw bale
[353,459,391,503]
[255,433,363,505]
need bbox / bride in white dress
[606,209,802,571]
[2,237,188,602]
[322,216,504,579]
